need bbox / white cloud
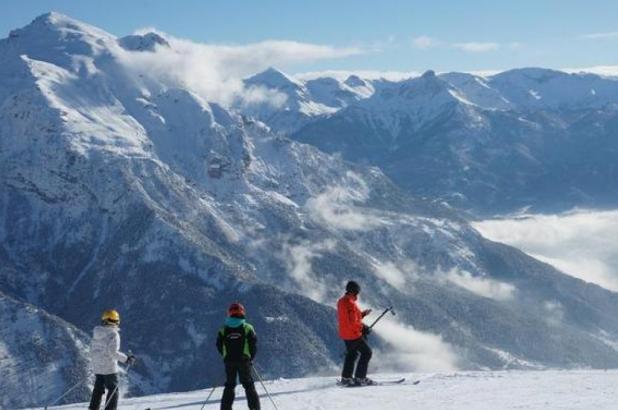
[114,31,364,106]
[409,36,510,53]
[133,26,159,35]
[441,268,516,301]
[582,31,618,39]
[373,321,459,372]
[562,65,618,77]
[305,172,384,231]
[412,35,440,50]
[453,42,500,53]
[241,85,289,108]
[473,210,618,292]
[372,261,407,287]
[281,239,337,302]
[543,300,565,326]
[468,69,505,77]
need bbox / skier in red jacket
[337,280,375,386]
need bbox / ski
[372,377,407,385]
[337,377,413,387]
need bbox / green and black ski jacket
[216,318,257,361]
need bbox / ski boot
[340,377,356,387]
[355,377,377,386]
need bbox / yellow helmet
[101,309,120,324]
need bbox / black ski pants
[221,360,261,410]
[342,337,372,379]
[88,374,119,410]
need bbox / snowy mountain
[244,67,618,215]
[39,370,618,410]
[4,12,618,408]
[0,291,91,409]
[238,67,372,134]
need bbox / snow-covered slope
[41,370,618,410]
[4,12,618,408]
[0,291,91,409]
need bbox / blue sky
[2,0,617,75]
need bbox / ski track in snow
[41,370,618,410]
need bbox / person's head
[345,280,361,296]
[228,302,246,319]
[101,309,120,326]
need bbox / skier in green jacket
[216,302,260,410]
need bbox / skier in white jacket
[88,309,136,410]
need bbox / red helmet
[228,302,246,317]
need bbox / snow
[529,89,542,100]
[42,370,618,410]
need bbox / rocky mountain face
[3,13,618,408]
[247,68,618,215]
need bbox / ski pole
[198,385,218,410]
[44,375,90,410]
[102,361,133,410]
[368,306,395,330]
[251,364,280,410]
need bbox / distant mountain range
[243,66,618,215]
[2,12,618,409]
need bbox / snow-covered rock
[118,32,170,52]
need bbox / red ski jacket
[337,293,364,340]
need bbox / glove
[362,309,372,317]
[362,325,372,337]
[126,354,137,366]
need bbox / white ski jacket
[91,325,128,375]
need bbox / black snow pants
[342,337,373,379]
[221,360,261,410]
[88,373,119,410]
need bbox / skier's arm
[347,303,362,334]
[248,329,257,360]
[216,329,224,356]
[111,332,128,363]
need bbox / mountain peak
[344,74,367,87]
[245,67,303,89]
[7,11,114,49]
[421,69,437,79]
[493,67,567,83]
[17,11,104,36]
[31,11,74,26]
[5,11,115,65]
